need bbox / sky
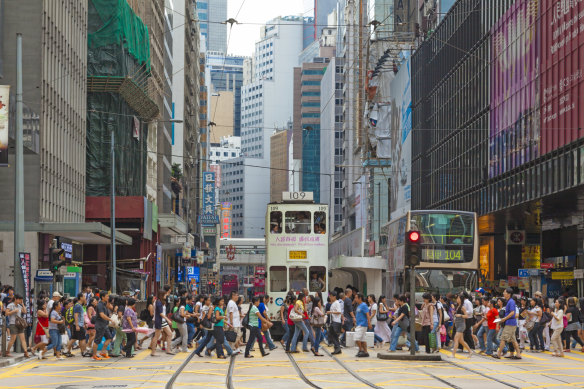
[226,0,309,56]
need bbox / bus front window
[269,266,287,292]
[289,266,307,291]
[309,266,326,292]
[270,211,282,234]
[285,211,311,233]
[314,212,326,234]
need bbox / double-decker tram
[384,210,479,301]
[265,192,328,338]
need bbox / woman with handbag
[110,297,126,357]
[375,295,392,346]
[170,297,189,353]
[527,298,544,352]
[4,294,29,358]
[285,294,297,353]
[244,296,270,358]
[289,293,317,355]
[450,294,473,358]
[122,298,139,358]
[32,300,49,358]
[44,300,65,360]
[310,297,325,356]
[550,298,565,357]
[212,297,228,359]
[85,297,97,354]
[367,295,384,348]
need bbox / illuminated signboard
[422,249,463,262]
[289,250,307,260]
[221,202,232,239]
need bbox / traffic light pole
[111,129,117,294]
[409,266,416,356]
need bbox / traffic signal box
[50,248,65,274]
[405,231,421,267]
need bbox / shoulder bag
[173,308,185,324]
[377,303,389,321]
[289,306,303,322]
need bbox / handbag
[15,315,27,330]
[398,316,410,331]
[261,320,274,332]
[173,309,185,324]
[310,312,325,327]
[57,323,67,334]
[525,320,535,331]
[428,331,437,349]
[109,313,119,328]
[289,309,303,322]
[225,330,237,343]
[540,311,551,324]
[242,304,251,329]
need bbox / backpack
[241,303,252,329]
[65,306,75,325]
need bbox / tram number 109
[283,192,314,201]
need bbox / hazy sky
[226,0,310,56]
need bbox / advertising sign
[0,85,10,166]
[490,0,540,178]
[19,253,32,323]
[508,276,519,287]
[389,59,412,220]
[201,172,219,225]
[540,0,584,154]
[186,266,200,282]
[552,271,574,280]
[480,244,490,280]
[221,202,232,239]
[522,245,541,268]
[156,244,161,283]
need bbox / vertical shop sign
[0,85,10,166]
[19,253,31,323]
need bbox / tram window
[285,211,311,233]
[309,267,326,292]
[269,266,287,292]
[289,266,307,291]
[270,211,282,234]
[314,212,326,234]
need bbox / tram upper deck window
[289,266,307,291]
[285,211,311,234]
[309,266,326,292]
[270,211,282,234]
[269,266,287,292]
[314,212,326,234]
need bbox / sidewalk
[0,354,32,368]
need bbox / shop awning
[159,213,187,235]
[0,222,132,245]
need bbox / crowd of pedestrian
[3,283,584,361]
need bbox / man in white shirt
[327,291,342,354]
[227,291,243,351]
[47,291,62,311]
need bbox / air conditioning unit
[506,230,525,245]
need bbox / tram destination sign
[289,250,308,260]
[283,192,313,201]
[422,248,463,262]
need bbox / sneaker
[36,351,42,360]
[92,355,102,361]
[356,351,364,357]
[57,356,66,360]
[100,353,111,360]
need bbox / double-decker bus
[384,210,479,301]
[265,192,328,337]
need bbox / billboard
[201,172,219,226]
[540,0,584,154]
[221,202,232,239]
[490,0,540,178]
[0,86,10,166]
[389,59,412,221]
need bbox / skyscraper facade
[196,0,227,54]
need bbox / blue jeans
[187,323,195,344]
[477,325,487,352]
[195,330,214,354]
[264,329,276,349]
[282,322,290,343]
[369,325,383,344]
[291,320,314,352]
[389,325,418,351]
[47,329,62,352]
[313,326,322,352]
[206,337,233,355]
[486,328,500,355]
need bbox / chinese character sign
[201,172,219,225]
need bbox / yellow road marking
[542,351,584,362]
[0,360,38,379]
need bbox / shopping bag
[428,331,437,349]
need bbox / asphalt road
[2,345,584,388]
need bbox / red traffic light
[408,231,420,242]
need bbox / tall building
[209,91,235,142]
[0,0,88,286]
[206,52,245,136]
[320,57,345,233]
[302,0,339,47]
[196,0,227,54]
[226,16,303,237]
[171,0,201,234]
[270,128,294,202]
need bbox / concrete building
[206,52,245,136]
[270,129,294,202]
[171,0,201,235]
[209,136,241,165]
[196,0,227,54]
[209,91,235,142]
[243,57,254,86]
[0,0,89,287]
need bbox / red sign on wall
[540,262,554,269]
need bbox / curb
[0,355,29,368]
[377,352,442,361]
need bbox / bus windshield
[410,213,474,245]
[408,269,478,298]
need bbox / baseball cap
[475,288,486,294]
[53,291,63,298]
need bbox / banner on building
[389,59,412,220]
[221,202,232,239]
[19,252,31,323]
[156,244,161,283]
[200,172,219,225]
[0,85,10,166]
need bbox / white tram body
[264,192,329,329]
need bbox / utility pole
[13,33,24,295]
[111,129,117,293]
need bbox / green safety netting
[86,93,147,197]
[88,0,151,71]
